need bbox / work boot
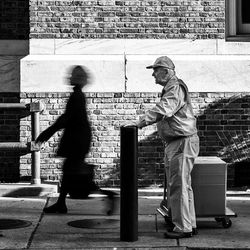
[164,231,192,239]
[43,203,68,214]
[167,226,198,235]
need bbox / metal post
[120,126,138,242]
[31,111,40,185]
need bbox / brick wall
[1,0,248,188]
[0,92,249,186]
[5,91,245,187]
[0,0,29,39]
[30,0,225,39]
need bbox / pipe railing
[0,101,45,185]
[0,103,27,109]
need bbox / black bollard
[120,126,138,242]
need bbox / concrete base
[0,182,58,197]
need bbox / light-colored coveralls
[139,75,199,233]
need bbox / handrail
[0,103,28,109]
[0,101,45,185]
[0,142,40,151]
[0,142,28,150]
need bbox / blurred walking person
[36,65,115,215]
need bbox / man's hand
[34,131,50,151]
[120,121,138,127]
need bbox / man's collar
[163,75,178,88]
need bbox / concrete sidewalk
[0,193,250,250]
[0,195,250,249]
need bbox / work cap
[146,56,175,70]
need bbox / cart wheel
[215,217,223,223]
[222,218,232,228]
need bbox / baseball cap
[146,56,175,70]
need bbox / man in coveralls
[123,56,199,238]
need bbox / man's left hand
[120,121,138,127]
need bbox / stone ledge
[27,39,250,55]
[127,55,250,92]
[20,55,125,92]
[20,54,250,93]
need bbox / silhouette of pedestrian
[36,65,116,214]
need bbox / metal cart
[157,157,237,229]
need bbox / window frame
[225,0,250,41]
[237,0,250,34]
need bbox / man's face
[152,67,168,86]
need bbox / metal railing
[0,102,45,185]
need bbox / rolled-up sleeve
[139,84,185,127]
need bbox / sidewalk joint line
[26,197,50,249]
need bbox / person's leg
[164,151,171,213]
[188,174,196,231]
[169,151,193,233]
[164,135,199,238]
[164,140,186,232]
[56,173,69,207]
[187,135,199,230]
[163,149,174,229]
[43,159,71,213]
